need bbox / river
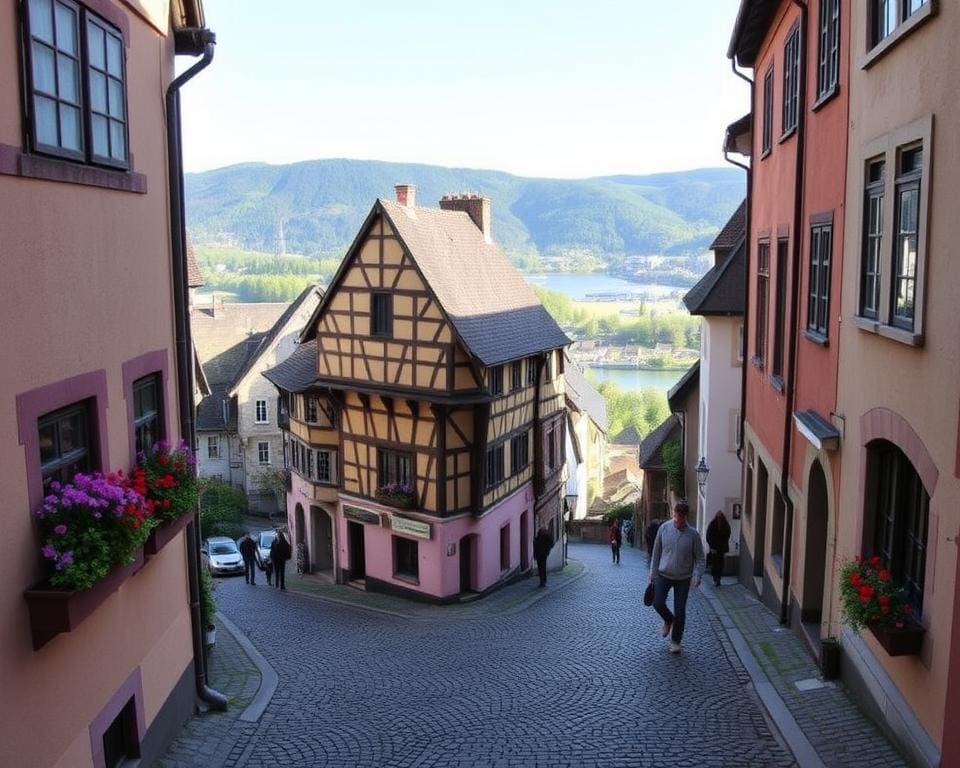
[522,272,686,301]
[584,366,686,393]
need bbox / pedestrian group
[239,528,292,590]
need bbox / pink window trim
[88,666,145,768]
[16,370,110,513]
[121,349,171,464]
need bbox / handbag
[643,581,655,607]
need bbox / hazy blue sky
[180,0,747,178]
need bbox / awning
[794,410,841,451]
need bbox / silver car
[256,529,277,568]
[202,537,244,577]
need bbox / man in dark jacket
[533,526,554,587]
[270,530,292,590]
[239,532,258,585]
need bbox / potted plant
[839,555,924,657]
[25,470,155,649]
[375,482,417,509]
[199,566,217,650]
[139,439,200,555]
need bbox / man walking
[239,532,257,585]
[649,501,706,654]
[533,525,554,587]
[270,529,292,590]
[609,518,622,564]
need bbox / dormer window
[371,292,392,337]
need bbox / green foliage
[605,503,635,523]
[597,380,669,440]
[253,467,288,505]
[198,479,248,540]
[662,439,685,497]
[185,160,744,263]
[199,566,217,630]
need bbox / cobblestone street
[162,542,803,767]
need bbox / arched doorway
[802,460,828,624]
[310,506,334,574]
[294,504,307,573]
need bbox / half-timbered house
[264,185,569,601]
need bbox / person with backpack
[270,530,292,590]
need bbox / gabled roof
[564,357,608,433]
[639,415,680,471]
[728,0,780,67]
[228,284,322,397]
[612,425,642,446]
[262,339,319,394]
[667,361,700,413]
[709,200,747,251]
[303,199,569,367]
[197,384,236,432]
[186,235,204,288]
[683,239,746,316]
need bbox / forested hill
[184,159,744,271]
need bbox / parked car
[202,537,244,577]
[256,529,277,568]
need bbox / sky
[179,0,748,179]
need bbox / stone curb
[215,611,278,723]
[702,586,826,768]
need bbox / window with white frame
[257,442,270,464]
[255,399,268,423]
[207,435,219,460]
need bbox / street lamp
[696,457,710,492]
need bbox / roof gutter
[165,27,227,711]
[779,0,808,627]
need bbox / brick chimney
[439,193,492,243]
[394,184,416,208]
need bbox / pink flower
[53,524,67,535]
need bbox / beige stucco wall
[0,2,196,764]
[834,3,960,749]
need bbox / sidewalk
[703,575,908,768]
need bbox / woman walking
[706,510,731,587]
[608,519,622,564]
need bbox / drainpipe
[728,58,753,464]
[166,28,227,711]
[779,0,809,627]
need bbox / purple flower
[54,524,67,535]
[59,551,74,566]
[41,544,57,559]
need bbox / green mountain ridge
[184,159,744,269]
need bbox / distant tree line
[597,381,670,441]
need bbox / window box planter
[144,511,195,557]
[375,489,417,509]
[869,622,925,657]
[24,547,145,651]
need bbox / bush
[605,502,635,523]
[199,565,217,630]
[662,438,685,497]
[199,478,248,539]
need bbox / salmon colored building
[832,3,960,766]
[729,0,849,657]
[0,2,221,765]
[265,186,570,601]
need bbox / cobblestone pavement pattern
[163,543,801,767]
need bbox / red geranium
[840,555,912,632]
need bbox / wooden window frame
[781,24,800,139]
[806,223,832,340]
[891,145,922,331]
[316,449,333,483]
[371,292,393,338]
[761,66,774,158]
[131,373,162,456]
[485,443,505,489]
[526,357,537,386]
[207,435,219,460]
[771,238,789,383]
[20,0,130,168]
[305,397,318,424]
[860,158,885,320]
[257,441,270,465]
[816,0,840,103]
[510,432,529,475]
[852,117,932,346]
[255,399,268,424]
[38,400,93,494]
[490,365,503,396]
[510,360,522,391]
[754,241,770,368]
[377,448,412,489]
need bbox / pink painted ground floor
[285,477,564,601]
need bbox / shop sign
[343,505,381,526]
[389,515,431,540]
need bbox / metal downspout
[166,30,227,710]
[779,0,809,626]
[728,58,753,465]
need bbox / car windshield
[259,532,276,548]
[210,542,237,555]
